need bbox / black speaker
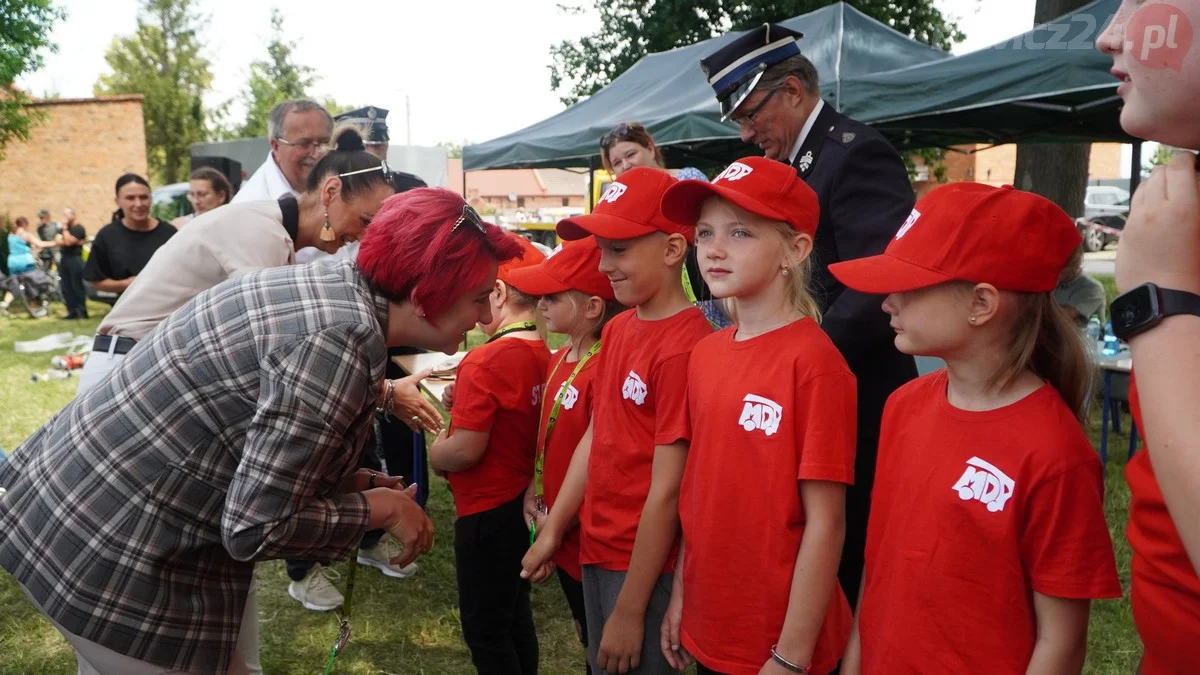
[190,156,243,193]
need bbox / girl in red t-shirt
[830,183,1121,675]
[507,237,627,672]
[654,157,856,675]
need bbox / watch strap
[1158,287,1200,319]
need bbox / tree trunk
[1013,0,1094,217]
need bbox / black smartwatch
[1109,283,1200,341]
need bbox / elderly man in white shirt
[234,99,333,204]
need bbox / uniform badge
[367,107,377,119]
[798,151,814,173]
[842,132,856,144]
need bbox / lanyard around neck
[487,320,538,343]
[534,340,601,497]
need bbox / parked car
[1077,187,1130,252]
[151,182,193,223]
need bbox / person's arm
[83,230,133,292]
[521,420,593,582]
[596,439,688,674]
[1115,153,1200,571]
[840,570,867,675]
[660,536,693,670]
[1025,594,1090,675]
[18,230,46,249]
[92,276,136,293]
[770,480,847,670]
[222,324,388,562]
[429,428,490,472]
[820,136,916,366]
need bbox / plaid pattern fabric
[0,260,388,671]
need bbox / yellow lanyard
[534,340,601,498]
[488,320,538,343]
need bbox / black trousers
[59,256,86,318]
[838,432,879,607]
[454,492,538,675]
[379,350,430,507]
[557,568,591,674]
[696,666,727,675]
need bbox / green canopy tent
[840,0,1134,151]
[462,2,948,171]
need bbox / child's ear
[969,283,1002,326]
[492,280,507,305]
[790,233,813,264]
[585,296,606,321]
[663,233,689,266]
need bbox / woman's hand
[338,468,404,494]
[1117,152,1200,294]
[367,484,434,569]
[387,370,442,432]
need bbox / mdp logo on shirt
[622,371,648,406]
[715,162,753,183]
[532,383,544,407]
[738,394,782,436]
[951,457,1015,513]
[599,182,628,205]
[894,208,921,240]
[557,382,580,410]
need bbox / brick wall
[0,96,147,235]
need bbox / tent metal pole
[588,155,596,211]
[1130,141,1143,194]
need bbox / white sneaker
[287,564,344,612]
[357,537,418,579]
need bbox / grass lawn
[0,285,1141,673]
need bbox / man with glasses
[234,99,333,204]
[701,23,918,606]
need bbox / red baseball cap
[505,237,616,300]
[497,232,546,285]
[660,157,820,235]
[828,183,1082,294]
[557,168,693,243]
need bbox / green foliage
[0,0,65,159]
[1145,143,1175,171]
[549,0,964,105]
[438,141,465,158]
[94,0,213,185]
[237,8,316,139]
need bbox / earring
[968,316,978,324]
[781,266,790,277]
[319,211,336,242]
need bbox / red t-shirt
[679,321,856,675]
[580,307,712,571]
[858,371,1121,674]
[539,345,602,581]
[1127,375,1200,675]
[446,337,551,518]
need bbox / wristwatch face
[1112,284,1160,339]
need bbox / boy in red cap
[655,157,855,675]
[508,237,628,672]
[430,232,550,675]
[523,167,713,674]
[830,183,1121,675]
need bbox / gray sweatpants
[582,565,679,675]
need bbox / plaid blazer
[0,260,388,671]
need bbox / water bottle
[1102,321,1120,356]
[1086,317,1102,345]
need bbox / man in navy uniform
[334,105,427,192]
[701,24,918,605]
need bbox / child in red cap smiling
[523,167,713,675]
[430,232,550,675]
[508,237,628,672]
[656,157,855,675]
[831,183,1121,675]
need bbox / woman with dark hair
[0,187,523,675]
[78,126,397,393]
[173,167,235,228]
[6,216,48,276]
[83,173,176,300]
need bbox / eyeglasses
[600,122,647,150]
[453,203,486,234]
[339,160,392,180]
[729,88,780,128]
[276,136,332,152]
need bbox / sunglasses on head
[600,122,647,150]
[453,203,486,234]
[338,159,393,181]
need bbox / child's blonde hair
[998,291,1093,424]
[723,220,822,324]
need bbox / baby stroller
[1,268,61,318]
